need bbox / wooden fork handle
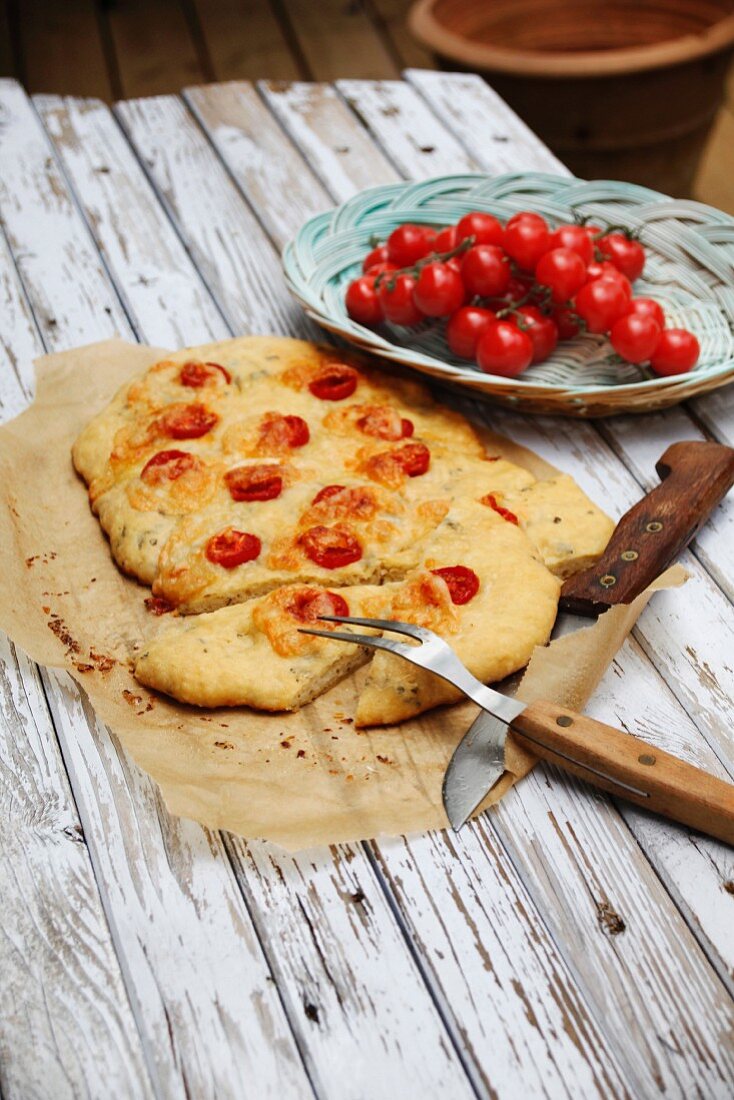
[511,699,734,846]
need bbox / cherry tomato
[362,244,389,272]
[481,493,519,525]
[649,329,700,375]
[356,407,413,440]
[476,321,534,377]
[387,223,433,266]
[430,565,480,605]
[205,528,262,569]
[299,525,363,569]
[610,314,662,363]
[503,214,550,271]
[574,278,629,334]
[506,211,546,230]
[535,247,587,303]
[345,276,383,325]
[585,261,633,300]
[504,275,534,304]
[624,297,665,328]
[180,361,231,386]
[396,441,430,477]
[364,261,397,277]
[460,244,510,297]
[413,261,465,317]
[446,306,496,359]
[378,273,423,326]
[285,588,350,623]
[156,404,218,440]
[548,225,594,265]
[552,305,581,340]
[141,449,199,484]
[516,305,559,363]
[434,225,458,253]
[308,363,359,401]
[597,233,645,281]
[456,211,504,247]
[225,464,284,502]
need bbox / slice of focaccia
[355,501,561,727]
[134,583,390,710]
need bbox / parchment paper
[0,339,686,850]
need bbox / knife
[443,439,734,829]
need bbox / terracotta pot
[409,0,734,194]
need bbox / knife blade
[444,439,734,829]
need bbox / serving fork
[300,615,734,845]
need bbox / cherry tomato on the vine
[434,225,459,253]
[649,329,700,375]
[574,277,630,333]
[413,261,465,317]
[456,211,504,247]
[503,214,550,271]
[515,305,559,363]
[476,321,534,377]
[548,225,594,265]
[387,223,433,266]
[624,297,665,328]
[535,247,587,303]
[552,305,582,339]
[585,261,633,299]
[362,244,389,272]
[378,273,424,326]
[461,244,510,297]
[609,314,662,363]
[506,211,546,230]
[446,306,496,359]
[597,233,645,281]
[345,275,383,325]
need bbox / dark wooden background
[1,0,732,213]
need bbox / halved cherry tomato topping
[179,360,231,387]
[356,405,413,441]
[308,363,359,401]
[225,464,284,502]
[312,484,346,504]
[258,413,310,450]
[205,528,262,568]
[430,565,480,605]
[285,588,350,623]
[481,493,519,525]
[156,404,219,439]
[396,441,430,477]
[144,595,175,615]
[299,525,363,570]
[141,449,200,484]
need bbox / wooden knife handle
[511,700,734,846]
[560,440,734,616]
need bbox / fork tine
[317,614,430,642]
[297,626,409,655]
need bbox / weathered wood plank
[279,0,400,81]
[35,89,480,1100]
[15,0,113,101]
[109,87,632,1099]
[245,76,734,1091]
[106,0,210,99]
[193,0,304,83]
[0,78,312,1100]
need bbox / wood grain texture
[279,0,400,81]
[110,87,634,1098]
[35,89,482,1100]
[0,79,312,1100]
[247,75,734,1091]
[193,0,304,82]
[106,0,210,98]
[15,0,112,100]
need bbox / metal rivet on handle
[556,716,573,727]
[600,574,617,587]
[638,753,656,766]
[646,521,663,533]
[621,550,638,561]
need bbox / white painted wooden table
[1,70,733,1100]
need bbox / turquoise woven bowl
[283,172,734,417]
